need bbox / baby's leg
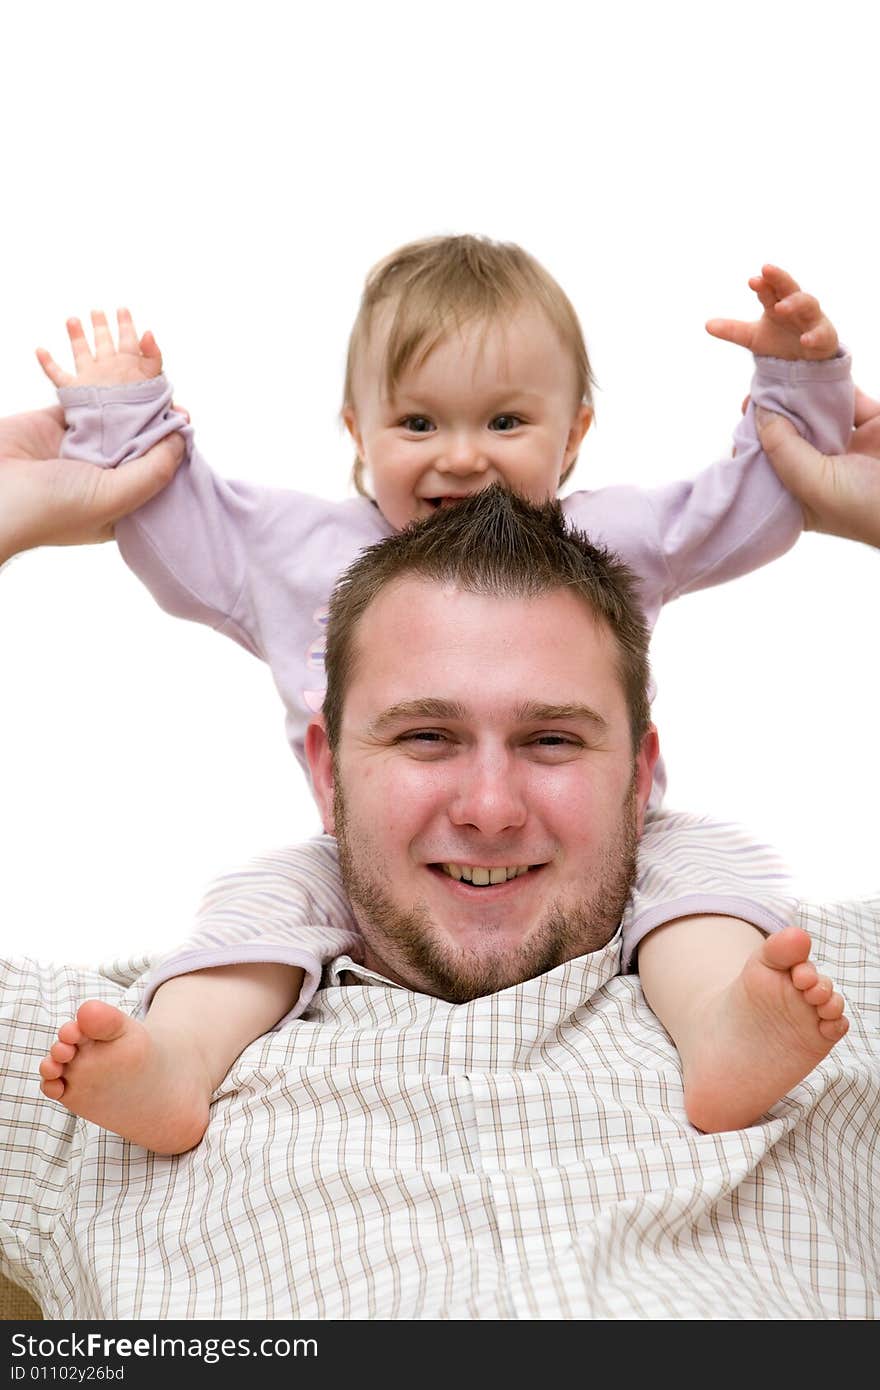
[638,918,848,1132]
[38,963,303,1155]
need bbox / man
[1,457,878,1318]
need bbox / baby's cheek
[513,459,564,506]
[379,490,419,531]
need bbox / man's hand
[756,389,880,547]
[0,406,185,564]
[36,308,163,389]
[706,265,838,362]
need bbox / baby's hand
[36,308,163,389]
[705,265,839,362]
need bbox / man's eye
[530,734,581,748]
[490,415,523,432]
[400,416,434,433]
[397,729,454,756]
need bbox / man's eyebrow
[367,699,468,736]
[513,701,609,733]
[366,699,608,736]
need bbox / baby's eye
[400,416,435,434]
[490,415,523,432]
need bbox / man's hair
[322,484,651,754]
[342,234,596,495]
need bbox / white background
[1,0,877,964]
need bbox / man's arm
[757,390,880,548]
[0,405,184,566]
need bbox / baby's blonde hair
[343,234,596,497]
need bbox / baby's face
[345,305,592,530]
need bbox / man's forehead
[345,578,625,723]
[358,574,589,634]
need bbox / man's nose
[437,432,489,476]
[447,752,528,835]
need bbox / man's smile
[441,862,532,883]
[425,861,548,899]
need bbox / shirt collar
[321,923,623,1006]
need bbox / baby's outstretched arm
[43,304,348,671]
[705,264,839,362]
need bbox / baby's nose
[439,434,489,475]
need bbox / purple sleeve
[648,351,854,601]
[60,376,278,658]
[58,377,390,689]
[563,351,854,609]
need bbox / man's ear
[633,725,660,834]
[305,717,336,834]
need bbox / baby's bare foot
[683,927,848,1133]
[38,1000,212,1155]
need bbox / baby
[36,237,851,1151]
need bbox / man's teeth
[442,864,530,885]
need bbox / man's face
[307,578,658,1002]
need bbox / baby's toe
[801,975,833,1007]
[817,990,845,1021]
[791,960,818,991]
[818,1016,849,1044]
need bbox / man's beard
[333,777,639,1004]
